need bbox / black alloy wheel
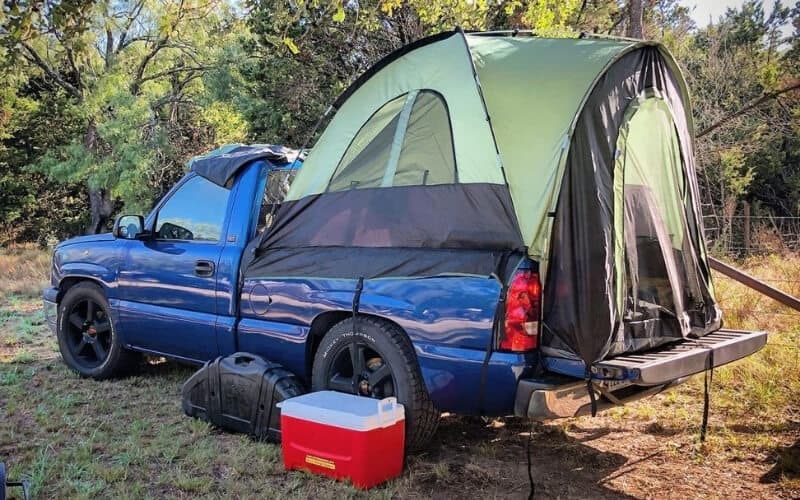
[57,282,139,379]
[325,342,396,399]
[311,316,440,451]
[63,297,112,368]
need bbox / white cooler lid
[278,391,405,431]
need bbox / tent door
[610,95,700,356]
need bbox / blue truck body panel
[44,160,540,416]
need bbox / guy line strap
[585,366,598,417]
[694,339,715,443]
[351,276,365,393]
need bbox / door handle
[195,260,215,277]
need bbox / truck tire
[57,282,139,379]
[311,316,440,451]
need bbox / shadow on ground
[134,358,639,498]
[762,437,800,484]
[401,415,637,499]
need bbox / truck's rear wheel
[311,316,440,451]
[57,282,139,379]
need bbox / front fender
[52,241,123,299]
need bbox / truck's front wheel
[57,282,139,379]
[311,316,440,451]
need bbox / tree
[1,0,245,233]
[680,1,800,251]
[0,58,88,244]
[627,0,643,38]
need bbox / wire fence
[700,205,800,323]
[702,211,800,256]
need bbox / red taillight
[500,270,541,352]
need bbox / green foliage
[719,148,755,198]
[683,1,800,218]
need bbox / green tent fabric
[288,33,698,265]
[466,36,634,261]
[287,32,503,198]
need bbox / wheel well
[57,277,103,302]
[304,311,410,381]
[305,311,350,380]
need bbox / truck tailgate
[593,329,767,384]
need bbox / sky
[683,0,783,27]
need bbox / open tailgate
[592,329,767,384]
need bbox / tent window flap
[327,90,456,192]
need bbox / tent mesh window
[258,169,297,233]
[327,90,456,191]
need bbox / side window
[156,176,231,242]
[326,90,456,192]
[257,168,297,233]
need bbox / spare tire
[311,316,440,451]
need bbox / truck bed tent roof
[244,30,721,366]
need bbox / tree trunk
[627,0,643,39]
[87,188,114,234]
[83,121,114,234]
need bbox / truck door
[117,174,233,361]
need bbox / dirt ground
[1,248,798,498]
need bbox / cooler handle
[377,397,400,425]
[233,353,256,365]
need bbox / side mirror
[113,215,146,240]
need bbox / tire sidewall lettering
[321,330,376,360]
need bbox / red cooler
[278,391,405,488]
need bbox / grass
[0,245,51,298]
[601,253,800,493]
[0,246,798,498]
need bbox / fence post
[743,201,751,255]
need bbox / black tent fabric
[190,144,300,187]
[541,46,719,366]
[243,183,525,280]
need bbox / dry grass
[0,249,798,498]
[0,244,51,298]
[599,254,800,495]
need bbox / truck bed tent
[244,29,721,367]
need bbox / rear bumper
[518,328,768,419]
[42,287,58,335]
[514,376,686,419]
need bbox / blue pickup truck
[43,144,765,449]
[44,33,768,450]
